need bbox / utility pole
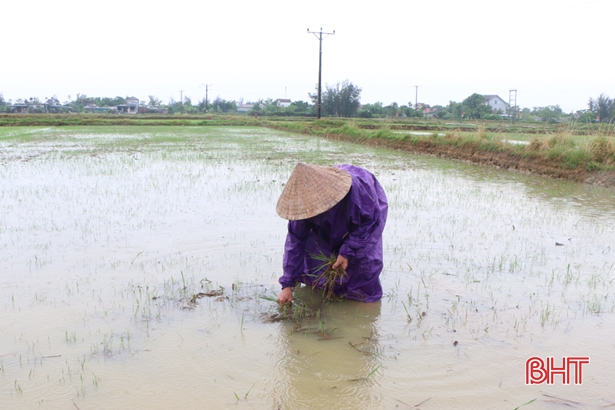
[414,85,419,109]
[179,90,183,113]
[200,84,212,112]
[308,27,335,119]
[509,89,517,123]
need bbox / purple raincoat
[279,165,388,302]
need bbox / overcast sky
[2,0,613,112]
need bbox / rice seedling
[244,383,255,400]
[14,380,23,395]
[233,383,255,402]
[307,249,347,300]
[401,301,412,322]
[92,373,101,387]
[259,295,279,303]
[348,365,381,382]
[262,299,320,324]
[513,398,537,410]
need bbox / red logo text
[525,356,589,385]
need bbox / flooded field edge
[2,120,614,188]
[309,129,615,188]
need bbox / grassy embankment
[264,117,615,185]
[2,113,614,185]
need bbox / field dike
[260,120,615,189]
[323,132,615,188]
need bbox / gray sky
[3,0,613,112]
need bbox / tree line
[1,86,614,123]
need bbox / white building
[483,95,508,113]
[237,103,254,113]
[275,98,291,108]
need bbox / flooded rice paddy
[1,126,614,409]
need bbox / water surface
[1,126,614,409]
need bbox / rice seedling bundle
[308,249,347,300]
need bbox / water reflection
[273,286,382,410]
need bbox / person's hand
[278,287,293,306]
[332,254,348,271]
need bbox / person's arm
[278,220,310,304]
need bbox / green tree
[248,102,263,116]
[261,98,281,114]
[182,97,199,114]
[167,97,183,114]
[400,104,423,118]
[358,102,384,118]
[520,107,531,121]
[384,102,399,117]
[67,94,95,112]
[461,93,492,119]
[589,93,615,122]
[440,101,463,120]
[290,100,310,113]
[575,109,595,123]
[148,95,162,107]
[451,102,463,119]
[311,80,362,117]
[531,105,564,123]
[97,96,126,107]
[209,97,237,113]
[197,97,209,112]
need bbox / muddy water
[1,126,615,409]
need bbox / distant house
[44,97,72,113]
[483,95,508,113]
[10,101,45,113]
[275,98,291,108]
[46,104,72,113]
[117,96,140,114]
[237,103,254,113]
[10,104,29,113]
[84,106,118,113]
[422,107,439,117]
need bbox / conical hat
[276,163,352,220]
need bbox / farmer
[276,163,388,304]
